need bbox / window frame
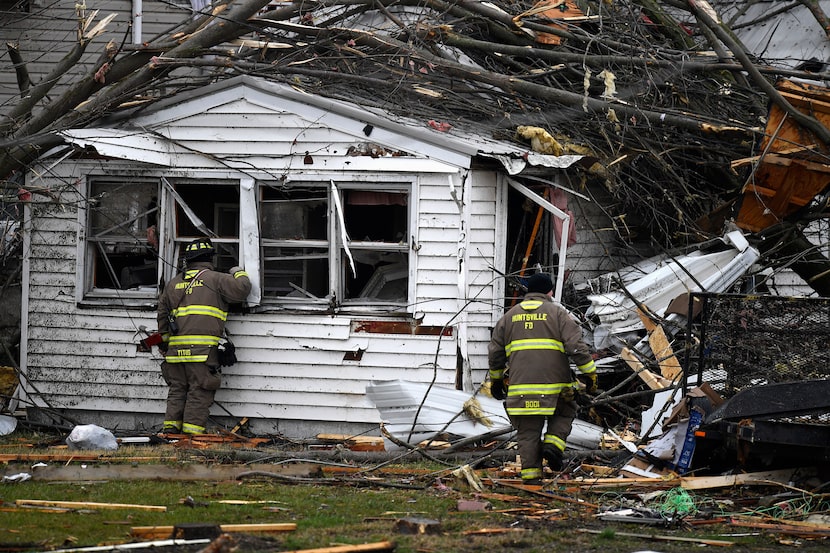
[78,176,164,307]
[77,172,414,315]
[258,176,415,313]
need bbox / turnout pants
[510,396,577,481]
[161,361,221,433]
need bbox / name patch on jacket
[175,280,204,291]
[511,313,547,322]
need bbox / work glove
[577,372,598,394]
[490,379,506,400]
[560,384,576,402]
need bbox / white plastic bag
[66,424,118,451]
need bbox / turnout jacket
[158,261,252,365]
[488,292,596,416]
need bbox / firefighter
[487,272,597,485]
[157,237,251,434]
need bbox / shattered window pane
[87,179,159,291]
[171,180,240,272]
[262,245,329,297]
[261,187,327,240]
[259,182,410,307]
[342,189,409,303]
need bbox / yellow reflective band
[489,368,505,380]
[169,335,221,346]
[578,360,597,373]
[172,305,228,320]
[519,300,544,310]
[544,434,566,450]
[507,382,569,395]
[233,270,248,279]
[507,406,556,416]
[505,338,565,356]
[163,420,182,431]
[165,354,209,363]
[521,467,542,479]
[182,423,205,434]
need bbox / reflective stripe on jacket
[158,262,252,365]
[488,293,596,416]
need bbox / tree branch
[688,0,830,146]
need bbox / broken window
[259,181,410,308]
[81,175,407,311]
[170,179,240,273]
[85,178,160,296]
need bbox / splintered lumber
[621,347,672,390]
[648,325,683,381]
[316,434,386,451]
[17,499,166,511]
[393,517,442,534]
[493,480,599,509]
[578,528,734,547]
[679,468,809,490]
[131,523,297,539]
[729,516,830,538]
[462,528,529,535]
[279,541,396,553]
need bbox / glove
[490,379,506,400]
[560,385,576,402]
[578,372,598,394]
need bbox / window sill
[78,295,158,310]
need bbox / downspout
[132,0,142,44]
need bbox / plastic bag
[66,424,118,451]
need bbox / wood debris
[130,523,297,540]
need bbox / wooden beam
[131,523,298,539]
[9,462,320,482]
[17,499,166,511]
[278,541,396,553]
[679,468,808,490]
[621,347,672,390]
[648,326,683,381]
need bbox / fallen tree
[1,0,829,260]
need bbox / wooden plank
[278,541,395,553]
[131,523,297,539]
[648,326,683,381]
[14,462,320,482]
[679,468,806,490]
[17,499,166,512]
[621,347,672,390]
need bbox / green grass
[0,436,823,552]
[0,471,513,552]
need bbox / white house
[19,75,614,437]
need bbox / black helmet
[184,238,215,262]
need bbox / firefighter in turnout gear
[157,238,252,434]
[487,273,597,485]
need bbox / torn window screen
[259,182,409,306]
[87,179,159,291]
